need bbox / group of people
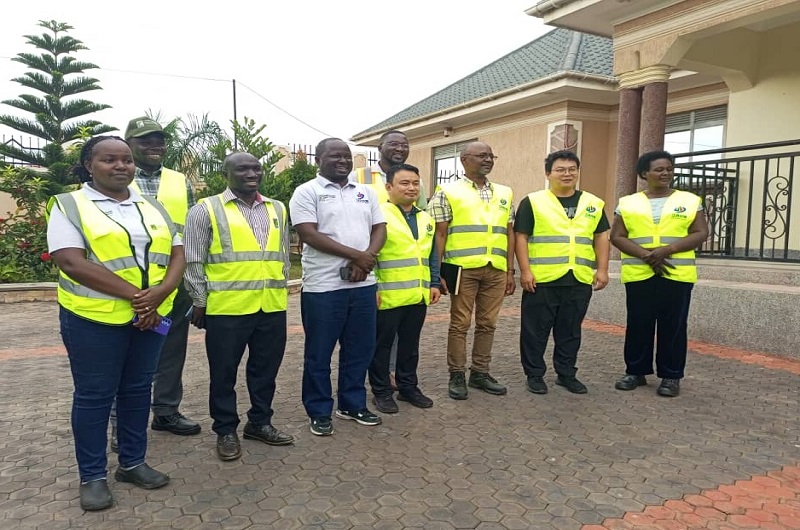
[45,120,707,511]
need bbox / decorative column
[613,87,642,201]
[617,65,672,192]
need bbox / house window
[664,105,727,160]
[433,140,476,186]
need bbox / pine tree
[0,20,114,188]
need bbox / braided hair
[71,135,130,183]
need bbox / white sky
[0,0,549,150]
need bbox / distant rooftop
[352,28,614,140]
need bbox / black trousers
[368,304,427,397]
[520,283,592,378]
[623,275,693,379]
[205,310,287,435]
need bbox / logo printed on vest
[273,218,279,228]
[672,205,688,219]
[586,206,596,213]
[499,198,509,211]
[426,223,434,234]
[355,192,370,204]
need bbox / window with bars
[664,105,727,160]
[433,140,476,186]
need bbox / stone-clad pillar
[640,81,669,154]
[617,65,672,193]
[613,87,642,202]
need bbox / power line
[237,81,337,139]
[1,56,341,139]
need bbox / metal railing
[673,140,800,262]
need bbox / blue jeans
[301,285,377,418]
[59,308,165,482]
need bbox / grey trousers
[111,282,193,426]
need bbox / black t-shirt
[513,191,610,286]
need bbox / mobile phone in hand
[339,266,353,281]
[132,315,173,335]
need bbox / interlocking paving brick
[1,295,800,529]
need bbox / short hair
[71,135,129,183]
[378,130,407,145]
[637,150,674,178]
[386,163,420,184]
[544,150,580,174]
[315,137,342,157]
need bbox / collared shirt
[289,175,386,293]
[183,188,290,307]
[392,204,441,288]
[47,184,182,269]
[348,164,428,209]
[134,166,196,209]
[427,177,515,223]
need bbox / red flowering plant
[0,167,59,282]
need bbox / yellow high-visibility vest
[47,190,176,324]
[355,167,389,204]
[617,190,702,284]
[441,179,512,272]
[130,167,189,235]
[527,190,604,284]
[202,194,288,315]
[376,204,435,310]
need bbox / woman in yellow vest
[610,151,708,397]
[46,136,185,510]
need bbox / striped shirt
[134,166,196,209]
[183,188,290,307]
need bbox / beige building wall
[0,192,15,218]
[725,22,800,147]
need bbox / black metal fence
[436,170,465,187]
[673,139,800,262]
[0,135,44,167]
[285,143,379,167]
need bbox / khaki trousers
[447,264,507,373]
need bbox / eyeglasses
[552,167,579,175]
[465,153,498,160]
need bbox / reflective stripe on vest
[202,194,288,315]
[617,190,701,284]
[441,180,512,271]
[129,168,189,235]
[49,190,177,324]
[375,204,435,310]
[526,190,603,284]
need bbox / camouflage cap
[124,116,169,140]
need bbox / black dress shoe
[114,463,169,490]
[372,394,399,414]
[615,374,648,391]
[217,433,242,460]
[555,375,588,394]
[397,389,433,409]
[79,479,113,511]
[657,378,680,397]
[242,423,294,446]
[151,413,201,435]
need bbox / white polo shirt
[289,175,385,293]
